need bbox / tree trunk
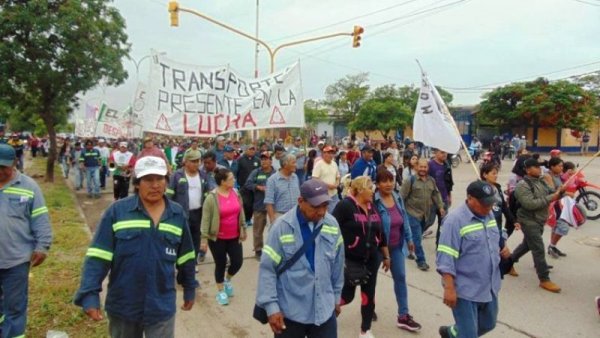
[42,112,56,182]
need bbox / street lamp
[130,52,166,80]
[168,1,360,73]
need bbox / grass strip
[26,159,107,338]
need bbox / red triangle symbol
[155,114,172,131]
[269,106,286,125]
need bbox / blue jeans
[275,313,337,338]
[73,166,84,189]
[85,166,100,195]
[0,262,30,338]
[445,295,498,338]
[61,158,70,178]
[108,314,175,338]
[389,244,409,316]
[407,214,427,264]
[100,164,108,188]
[296,169,305,186]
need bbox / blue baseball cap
[0,144,16,167]
[224,145,234,152]
[300,179,330,207]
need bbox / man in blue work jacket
[436,180,502,338]
[75,155,198,338]
[256,178,345,337]
[0,144,52,338]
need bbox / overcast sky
[78,0,600,115]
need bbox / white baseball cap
[134,156,167,178]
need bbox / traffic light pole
[170,2,358,73]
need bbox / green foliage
[26,158,106,338]
[0,0,131,180]
[350,85,412,138]
[325,73,370,121]
[348,83,453,138]
[479,77,597,131]
[304,99,329,127]
[571,72,600,117]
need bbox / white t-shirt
[312,160,339,196]
[186,173,202,210]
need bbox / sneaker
[407,253,416,260]
[438,326,450,338]
[595,296,600,316]
[196,252,206,264]
[539,280,561,293]
[216,291,229,305]
[508,266,519,277]
[417,262,430,271]
[547,246,559,259]
[397,314,422,332]
[255,250,262,261]
[358,330,375,338]
[224,280,234,297]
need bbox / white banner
[413,75,461,154]
[75,104,98,138]
[95,103,130,139]
[130,83,147,138]
[144,54,305,136]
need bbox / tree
[478,78,597,132]
[325,73,370,122]
[0,1,130,181]
[350,85,412,139]
[571,71,600,118]
[348,84,453,139]
[304,99,329,127]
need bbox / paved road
[71,154,600,338]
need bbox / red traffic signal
[352,25,364,48]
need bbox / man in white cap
[75,156,198,338]
[108,141,135,200]
[0,144,52,338]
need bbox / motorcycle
[571,171,600,220]
[450,153,461,168]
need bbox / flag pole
[414,60,479,178]
[563,149,600,187]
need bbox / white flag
[413,75,461,154]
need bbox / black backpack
[508,178,534,216]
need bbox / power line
[442,69,600,95]
[572,0,600,7]
[367,0,469,29]
[267,0,421,43]
[444,60,600,90]
[277,0,469,65]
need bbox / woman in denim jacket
[373,169,422,332]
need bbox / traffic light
[169,1,179,27]
[352,25,364,48]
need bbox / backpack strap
[276,224,323,276]
[408,175,417,198]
